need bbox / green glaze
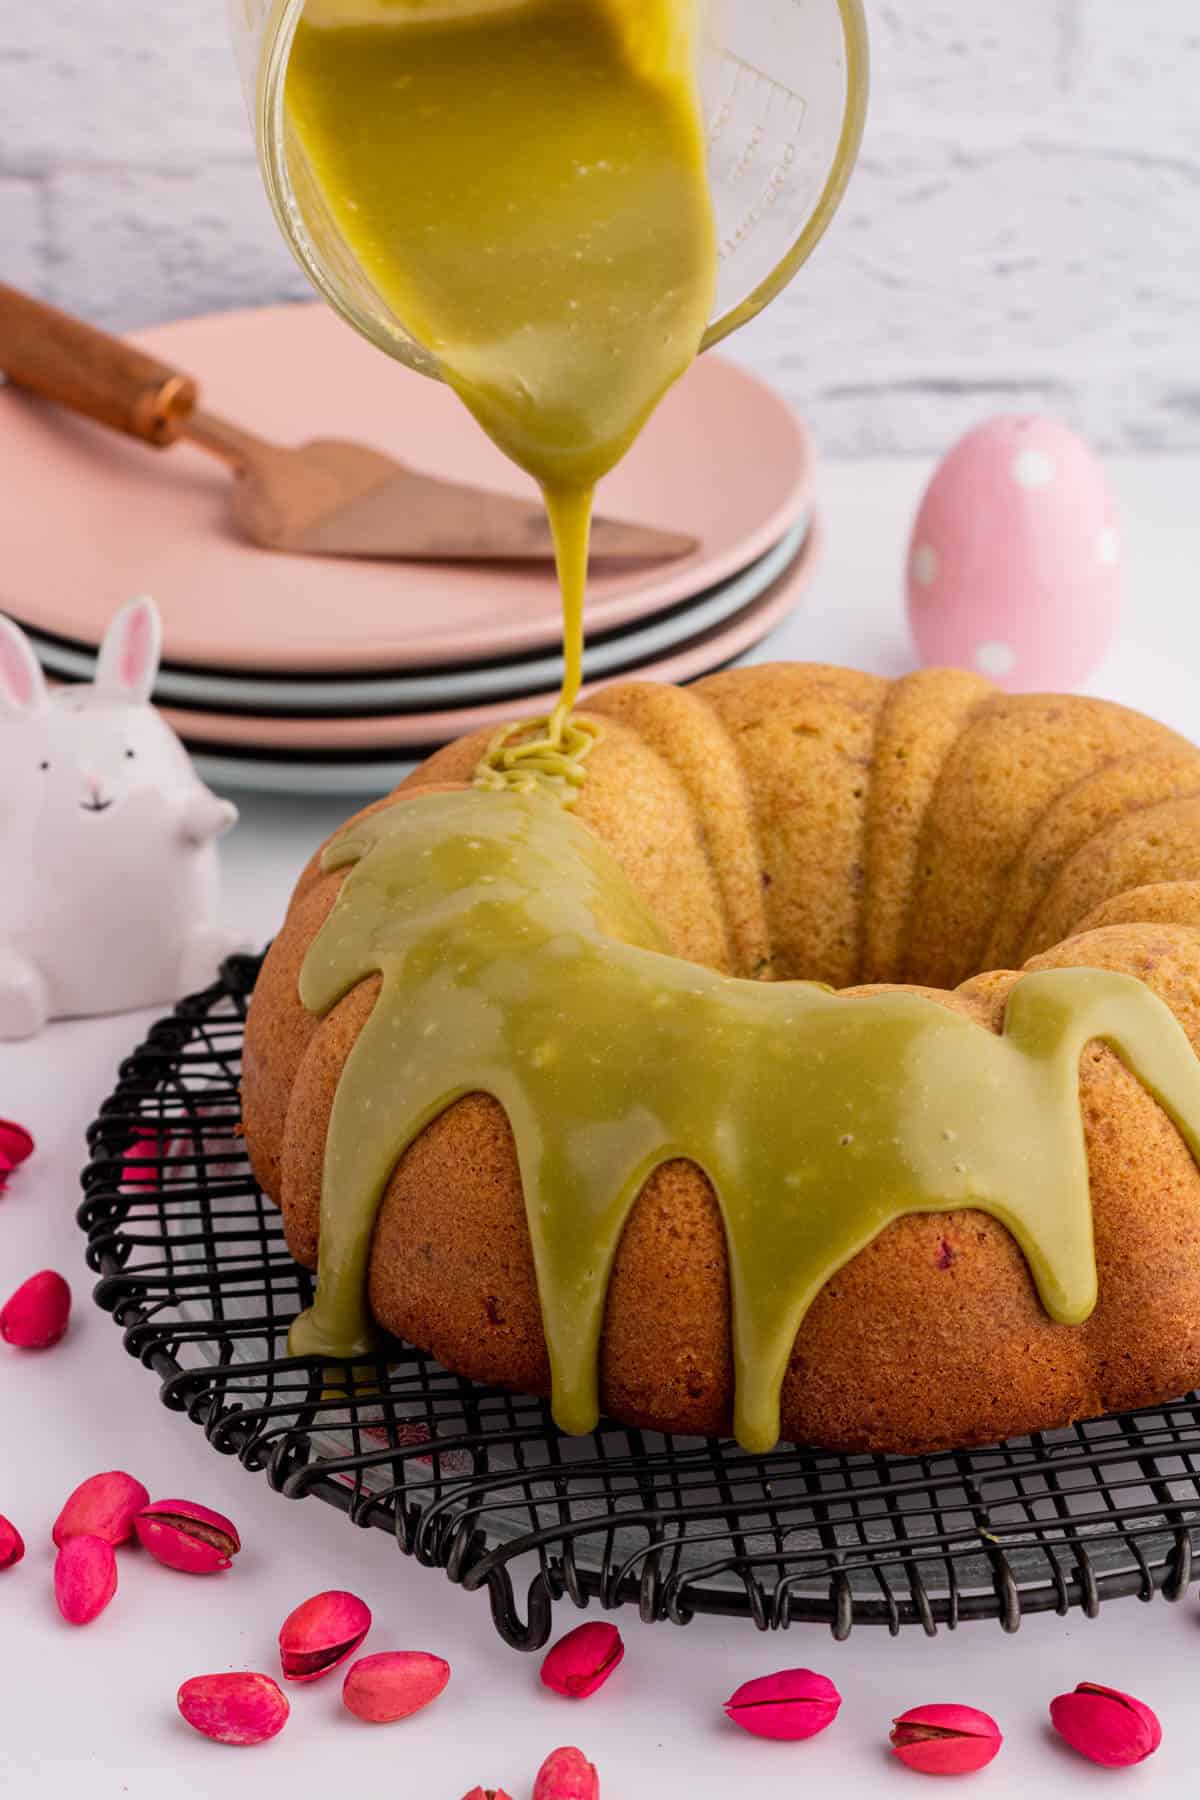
[290,787,1200,1453]
[472,708,602,803]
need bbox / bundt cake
[242,663,1200,1455]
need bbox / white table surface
[4,454,1200,1799]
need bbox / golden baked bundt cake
[242,664,1200,1455]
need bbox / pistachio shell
[460,1790,515,1800]
[54,1534,118,1625]
[0,1513,25,1569]
[0,1119,34,1171]
[0,1269,71,1348]
[134,1498,240,1573]
[1049,1683,1161,1768]
[341,1651,450,1723]
[279,1589,371,1682]
[53,1471,150,1548]
[890,1703,1003,1775]
[725,1668,842,1741]
[122,1128,170,1188]
[540,1622,624,1700]
[532,1746,600,1800]
[177,1672,290,1746]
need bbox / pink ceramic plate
[0,304,813,677]
[161,520,819,753]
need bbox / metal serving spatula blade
[0,284,697,565]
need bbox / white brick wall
[1,0,1197,453]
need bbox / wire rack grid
[77,955,1200,1650]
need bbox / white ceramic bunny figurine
[0,596,241,1038]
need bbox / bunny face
[23,687,197,825]
[0,596,193,831]
[0,597,231,854]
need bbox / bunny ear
[94,596,162,705]
[0,614,48,719]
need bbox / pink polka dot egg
[907,416,1122,691]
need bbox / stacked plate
[0,305,818,796]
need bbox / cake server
[0,284,696,565]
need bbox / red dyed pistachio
[1,1269,70,1348]
[279,1589,371,1682]
[1049,1683,1162,1769]
[460,1790,515,1800]
[52,1471,150,1549]
[0,1513,25,1569]
[890,1704,1003,1776]
[177,1672,290,1746]
[541,1622,625,1700]
[341,1651,450,1723]
[0,1119,34,1172]
[134,1498,240,1573]
[123,1128,170,1188]
[54,1534,118,1625]
[532,1747,600,1800]
[725,1668,842,1741]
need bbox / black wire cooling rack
[78,955,1200,1650]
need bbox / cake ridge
[1025,793,1200,960]
[984,748,1200,971]
[1076,881,1200,936]
[902,693,1176,988]
[587,679,772,978]
[863,667,991,984]
[697,662,886,985]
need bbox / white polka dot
[975,641,1016,679]
[1013,448,1055,489]
[912,543,939,587]
[1097,526,1121,566]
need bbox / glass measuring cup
[228,0,869,373]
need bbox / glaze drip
[290,788,1200,1453]
[472,712,602,801]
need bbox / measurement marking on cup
[732,122,766,182]
[719,48,809,111]
[707,51,808,262]
[718,142,800,260]
[707,56,742,148]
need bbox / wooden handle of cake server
[0,282,198,447]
